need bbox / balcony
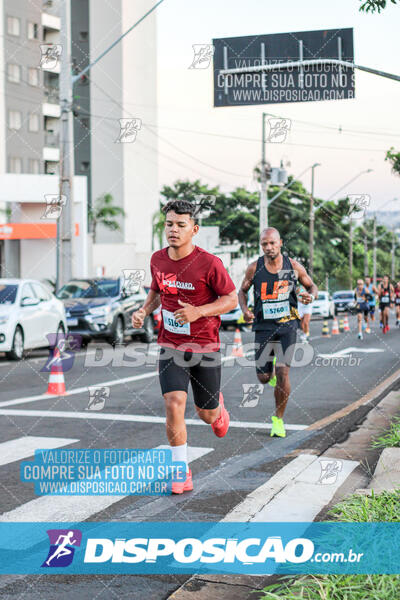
[44,86,59,104]
[44,131,59,147]
[43,146,60,162]
[42,12,60,31]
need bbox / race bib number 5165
[162,309,191,335]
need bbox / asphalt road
[0,313,399,598]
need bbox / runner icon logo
[240,384,263,408]
[42,529,82,568]
[86,386,110,411]
[317,459,343,485]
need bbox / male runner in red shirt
[132,200,237,493]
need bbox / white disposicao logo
[84,536,314,564]
[240,384,263,408]
[267,118,291,143]
[189,44,215,69]
[115,118,142,143]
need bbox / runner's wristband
[309,294,315,303]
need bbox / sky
[154,0,400,212]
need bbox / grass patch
[328,489,400,522]
[259,490,400,599]
[371,417,400,449]
[261,574,400,599]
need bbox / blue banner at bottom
[0,522,399,574]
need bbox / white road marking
[0,444,213,525]
[318,346,384,358]
[0,408,308,431]
[0,436,79,467]
[224,453,358,522]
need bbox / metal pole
[349,217,353,288]
[259,112,268,234]
[391,228,396,280]
[57,0,74,289]
[373,216,377,286]
[309,166,315,277]
[363,230,368,277]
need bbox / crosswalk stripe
[0,408,307,431]
[0,444,214,523]
[0,436,79,467]
[224,453,358,522]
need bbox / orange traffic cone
[343,314,350,332]
[331,317,340,335]
[231,328,244,357]
[46,347,66,395]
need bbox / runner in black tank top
[378,275,394,334]
[239,227,318,438]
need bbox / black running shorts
[254,325,298,374]
[158,347,221,409]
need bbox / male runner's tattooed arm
[132,289,160,328]
[238,261,257,323]
[290,259,318,304]
[174,290,238,324]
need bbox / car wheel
[139,316,154,344]
[109,316,124,346]
[7,326,24,361]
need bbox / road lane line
[0,444,213,524]
[0,408,308,431]
[224,454,358,522]
[0,436,79,467]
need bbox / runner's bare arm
[238,262,257,322]
[174,290,238,324]
[290,259,318,304]
[132,289,160,328]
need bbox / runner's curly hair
[162,200,199,223]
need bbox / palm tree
[89,193,126,243]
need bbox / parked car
[0,278,67,360]
[311,291,335,319]
[56,277,154,346]
[144,286,161,333]
[332,290,356,315]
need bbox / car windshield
[0,284,17,304]
[57,280,119,299]
[317,293,328,300]
[333,292,354,300]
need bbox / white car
[0,278,67,360]
[311,291,335,319]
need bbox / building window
[8,110,22,130]
[80,117,90,130]
[79,31,88,41]
[80,161,90,171]
[9,157,22,173]
[28,67,39,86]
[28,113,40,132]
[7,64,21,83]
[27,22,39,40]
[7,16,20,36]
[28,159,40,174]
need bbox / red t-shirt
[150,246,236,352]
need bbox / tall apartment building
[0,0,158,281]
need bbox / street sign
[213,28,354,106]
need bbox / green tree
[385,147,400,176]
[359,0,398,12]
[88,193,125,243]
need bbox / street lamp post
[309,163,321,278]
[259,112,268,234]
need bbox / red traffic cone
[46,347,66,395]
[331,317,340,335]
[231,328,244,357]
[343,314,350,332]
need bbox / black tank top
[252,254,299,331]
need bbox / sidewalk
[168,389,400,599]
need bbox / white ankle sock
[171,443,189,473]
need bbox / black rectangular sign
[213,28,354,106]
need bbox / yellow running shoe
[270,415,286,438]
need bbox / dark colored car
[57,277,154,346]
[332,290,356,315]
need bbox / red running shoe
[172,469,193,494]
[211,393,230,438]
